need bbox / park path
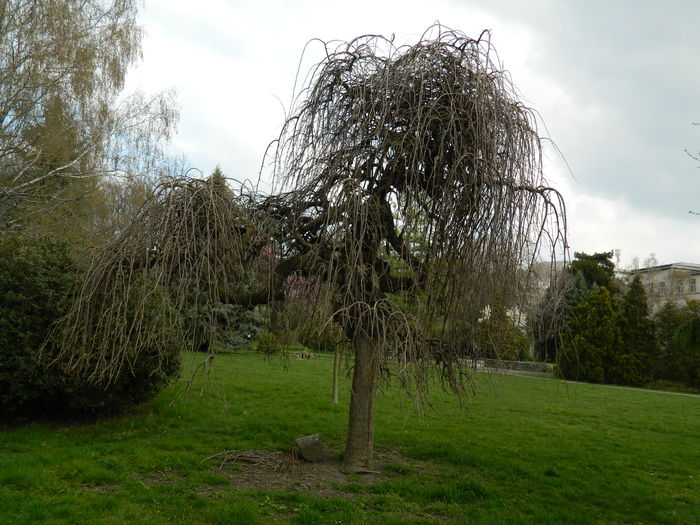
[508,371,700,398]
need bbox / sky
[125,0,700,269]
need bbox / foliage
[569,250,618,292]
[0,0,177,231]
[0,234,181,416]
[559,283,657,386]
[477,297,530,361]
[50,170,265,385]
[654,300,700,387]
[558,286,624,383]
[0,235,77,412]
[620,275,656,382]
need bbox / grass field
[1,351,699,524]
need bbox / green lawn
[1,351,698,524]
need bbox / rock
[294,433,327,462]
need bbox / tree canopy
[0,0,177,231]
[570,251,616,291]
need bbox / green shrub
[256,330,284,355]
[0,235,76,412]
[0,234,181,417]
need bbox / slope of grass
[1,351,698,524]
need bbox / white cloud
[124,0,700,266]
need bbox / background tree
[0,0,180,416]
[0,0,177,232]
[619,275,656,384]
[569,251,618,292]
[559,287,622,383]
[477,295,530,361]
[654,300,700,388]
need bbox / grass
[1,351,699,524]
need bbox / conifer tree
[619,275,656,383]
[559,286,622,383]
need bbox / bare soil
[197,447,421,499]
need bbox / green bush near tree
[0,234,182,417]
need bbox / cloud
[125,0,700,266]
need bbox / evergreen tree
[619,275,656,383]
[478,295,530,361]
[655,300,700,387]
[570,251,618,292]
[559,286,623,383]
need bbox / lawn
[1,351,698,524]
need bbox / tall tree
[620,275,656,383]
[54,27,567,472]
[0,0,177,230]
[559,286,622,383]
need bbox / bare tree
[269,25,566,471]
[50,169,278,384]
[52,26,566,473]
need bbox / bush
[0,235,76,412]
[256,331,284,355]
[0,234,181,417]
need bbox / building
[626,262,700,313]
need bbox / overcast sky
[125,0,700,269]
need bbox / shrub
[0,235,76,413]
[0,234,182,417]
[256,331,284,355]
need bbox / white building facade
[626,262,700,313]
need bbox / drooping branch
[49,171,284,384]
[271,24,568,392]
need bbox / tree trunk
[332,345,341,405]
[342,329,379,472]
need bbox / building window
[678,282,685,294]
[691,279,697,293]
[659,281,667,296]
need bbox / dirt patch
[200,448,416,498]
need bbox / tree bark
[342,329,379,472]
[332,345,341,405]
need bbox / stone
[294,433,327,462]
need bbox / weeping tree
[52,26,566,472]
[49,169,277,385]
[268,26,566,471]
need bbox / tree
[619,275,656,383]
[477,295,530,361]
[268,26,566,471]
[569,251,617,291]
[53,27,566,472]
[0,0,177,230]
[654,300,700,387]
[532,269,588,362]
[559,286,622,383]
